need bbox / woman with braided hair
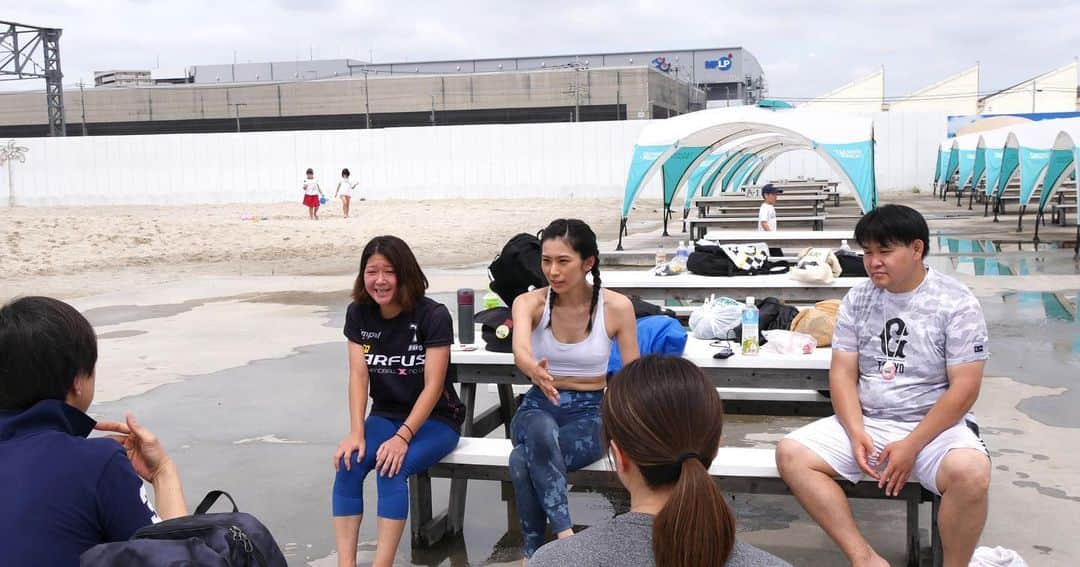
[509,218,639,562]
[530,355,792,567]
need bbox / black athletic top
[343,297,465,431]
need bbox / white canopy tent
[618,106,877,249]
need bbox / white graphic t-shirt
[832,267,989,422]
[758,203,777,231]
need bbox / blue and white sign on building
[705,55,733,71]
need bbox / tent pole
[616,218,626,251]
[993,196,1000,222]
[1034,211,1041,241]
[983,195,989,217]
[662,206,670,237]
[1017,205,1025,232]
[956,187,963,207]
[682,209,689,233]
[1074,225,1078,258]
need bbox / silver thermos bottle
[457,288,475,345]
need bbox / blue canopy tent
[999,123,1056,231]
[618,106,874,248]
[940,140,961,201]
[1031,121,1080,241]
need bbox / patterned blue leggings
[509,387,604,558]
[331,415,459,520]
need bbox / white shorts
[785,415,988,495]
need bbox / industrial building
[0,48,765,137]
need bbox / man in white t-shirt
[758,184,781,231]
[776,204,991,567]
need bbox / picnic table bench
[688,214,828,239]
[410,437,942,567]
[414,338,840,558]
[1052,202,1077,225]
[694,193,829,217]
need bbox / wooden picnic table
[602,270,863,302]
[701,229,856,249]
[448,334,832,442]
[695,193,829,218]
[689,214,827,238]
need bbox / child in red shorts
[302,168,324,220]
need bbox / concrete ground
[72,192,1079,566]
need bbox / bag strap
[194,490,239,515]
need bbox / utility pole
[230,102,247,132]
[363,67,371,128]
[77,81,88,136]
[561,61,588,122]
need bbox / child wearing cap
[758,184,782,231]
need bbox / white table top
[700,229,855,242]
[442,437,781,477]
[602,270,864,291]
[451,334,831,370]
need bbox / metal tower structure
[1,20,66,136]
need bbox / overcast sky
[4,0,1079,99]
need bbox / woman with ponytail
[509,218,639,562]
[531,355,792,567]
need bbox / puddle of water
[927,236,1080,276]
[930,235,1076,256]
[982,290,1080,426]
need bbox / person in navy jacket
[0,296,188,566]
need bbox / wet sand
[5,193,1080,565]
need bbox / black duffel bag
[81,491,287,567]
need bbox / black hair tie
[676,452,702,466]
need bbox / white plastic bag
[688,295,744,340]
[791,247,842,284]
[969,546,1028,567]
[761,330,817,355]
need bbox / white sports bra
[530,288,612,377]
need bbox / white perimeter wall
[1,112,946,207]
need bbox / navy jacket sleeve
[95,450,158,541]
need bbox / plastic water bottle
[673,241,689,272]
[482,288,502,310]
[741,296,759,356]
[840,239,852,254]
[655,243,666,267]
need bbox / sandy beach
[1,198,663,301]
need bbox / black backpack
[836,253,868,277]
[687,243,790,277]
[489,233,546,306]
[81,491,287,567]
[731,297,799,344]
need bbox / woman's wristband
[400,422,415,440]
[393,432,411,445]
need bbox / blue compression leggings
[509,387,605,557]
[331,415,459,520]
